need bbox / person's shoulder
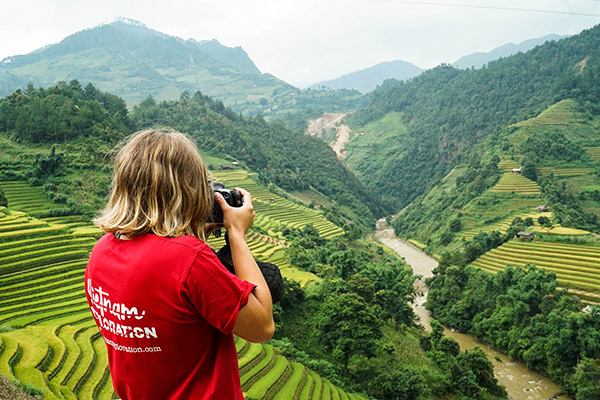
[150,234,210,253]
[93,232,115,248]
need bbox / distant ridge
[309,60,423,93]
[452,34,568,69]
[0,18,290,105]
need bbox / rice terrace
[0,171,370,400]
[2,15,600,400]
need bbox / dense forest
[0,81,386,230]
[276,226,507,400]
[346,25,600,211]
[427,254,600,399]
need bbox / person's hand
[213,187,255,237]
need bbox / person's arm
[214,188,274,343]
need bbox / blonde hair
[94,128,213,241]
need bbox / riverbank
[375,218,570,400]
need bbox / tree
[317,292,382,371]
[32,144,63,179]
[368,366,426,400]
[458,347,506,397]
[521,162,538,181]
[449,217,462,232]
[573,358,600,400]
[0,187,7,207]
[538,216,551,227]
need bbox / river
[375,218,571,400]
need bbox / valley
[0,173,366,400]
[1,19,600,400]
[376,218,570,400]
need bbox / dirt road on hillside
[305,113,352,159]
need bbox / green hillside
[344,24,600,211]
[393,97,600,253]
[0,18,366,119]
[387,96,600,398]
[0,19,288,107]
[0,176,370,400]
[0,81,384,231]
[0,175,509,399]
[129,92,388,229]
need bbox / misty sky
[1,0,599,87]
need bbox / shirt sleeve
[183,245,256,334]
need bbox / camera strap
[214,233,284,303]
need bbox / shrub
[53,194,68,204]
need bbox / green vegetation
[3,23,600,398]
[381,73,600,397]
[0,181,367,399]
[391,93,600,252]
[427,259,600,399]
[212,169,344,240]
[131,92,387,230]
[489,173,540,194]
[0,19,367,120]
[345,25,600,211]
[391,155,502,251]
[276,226,507,399]
[0,325,372,400]
[0,81,129,143]
[471,240,600,294]
[0,79,383,231]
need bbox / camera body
[210,181,243,223]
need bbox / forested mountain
[0,18,289,107]
[0,81,508,400]
[0,18,367,119]
[309,60,423,93]
[452,34,567,69]
[345,24,600,211]
[0,82,386,229]
[1,20,599,399]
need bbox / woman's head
[94,128,213,240]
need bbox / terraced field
[513,99,584,127]
[585,146,600,162]
[497,159,521,172]
[0,326,366,400]
[0,181,58,217]
[460,211,553,241]
[0,179,361,399]
[0,209,100,327]
[489,173,540,194]
[471,240,600,296]
[537,167,593,177]
[213,169,344,239]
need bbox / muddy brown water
[375,218,571,400]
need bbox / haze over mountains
[0,18,293,106]
[308,34,569,93]
[451,33,568,69]
[309,60,423,93]
[0,18,568,110]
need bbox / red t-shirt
[85,233,256,400]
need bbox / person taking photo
[85,128,274,399]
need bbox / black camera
[210,181,243,223]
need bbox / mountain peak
[310,60,423,93]
[110,17,148,28]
